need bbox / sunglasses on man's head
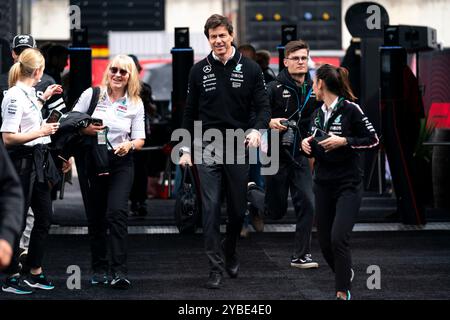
[109,67,128,76]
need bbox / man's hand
[61,157,73,173]
[301,136,313,155]
[318,132,347,152]
[269,118,288,131]
[245,130,261,148]
[179,153,192,167]
[0,239,12,270]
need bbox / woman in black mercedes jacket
[301,64,379,300]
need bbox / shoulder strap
[87,87,101,116]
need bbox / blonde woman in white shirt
[73,54,145,289]
[1,48,64,295]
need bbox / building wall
[165,0,222,33]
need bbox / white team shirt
[73,87,145,148]
[1,81,51,146]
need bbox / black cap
[12,34,36,50]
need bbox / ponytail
[7,48,45,88]
[316,64,357,101]
[336,67,357,101]
[8,62,21,88]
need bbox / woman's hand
[301,136,313,155]
[318,132,348,152]
[179,153,192,167]
[40,122,60,137]
[114,141,133,157]
[269,118,288,131]
[42,84,63,101]
[79,124,105,136]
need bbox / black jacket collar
[276,68,313,93]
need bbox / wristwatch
[130,141,135,151]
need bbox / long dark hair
[315,64,356,101]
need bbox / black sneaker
[205,272,222,289]
[2,275,34,294]
[24,273,55,290]
[110,273,131,290]
[90,272,109,285]
[336,290,351,300]
[291,254,319,269]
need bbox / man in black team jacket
[179,14,271,289]
[248,40,321,269]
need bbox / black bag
[174,165,202,234]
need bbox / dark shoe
[24,273,55,290]
[90,272,109,285]
[291,254,319,269]
[205,272,222,289]
[110,273,131,290]
[222,239,240,278]
[240,226,250,238]
[249,206,264,232]
[2,275,34,295]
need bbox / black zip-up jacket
[308,98,379,182]
[267,69,321,158]
[0,142,24,247]
[182,50,271,142]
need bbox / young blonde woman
[73,55,145,289]
[1,48,64,294]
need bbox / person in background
[73,55,145,289]
[1,48,65,294]
[236,43,265,238]
[301,64,379,300]
[128,54,156,217]
[247,40,320,269]
[255,50,276,84]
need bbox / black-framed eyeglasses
[109,67,128,76]
[285,56,309,63]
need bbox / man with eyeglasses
[248,40,321,269]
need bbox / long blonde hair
[101,54,141,104]
[8,48,45,88]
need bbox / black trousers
[86,153,134,275]
[5,156,53,275]
[197,162,249,274]
[314,179,362,292]
[248,156,315,258]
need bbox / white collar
[321,96,340,114]
[212,46,235,65]
[16,81,35,96]
[106,89,128,104]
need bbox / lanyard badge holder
[93,126,113,176]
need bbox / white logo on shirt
[203,65,212,73]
